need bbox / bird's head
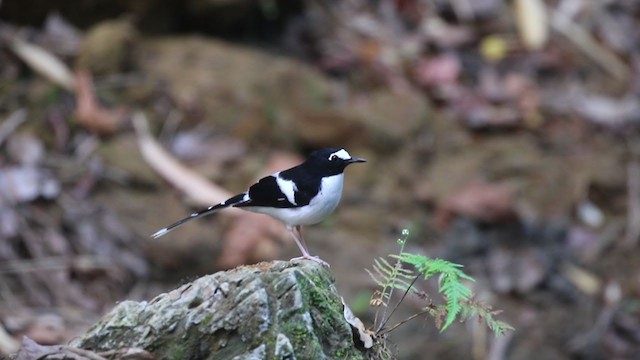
[308,148,366,174]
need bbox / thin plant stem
[376,274,420,333]
[373,230,409,331]
[381,308,434,336]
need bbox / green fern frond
[367,256,415,297]
[368,229,513,342]
[365,268,388,289]
[395,253,475,331]
[367,229,415,331]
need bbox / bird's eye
[329,154,338,161]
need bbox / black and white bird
[151,148,366,266]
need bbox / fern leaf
[365,268,387,288]
[396,253,476,331]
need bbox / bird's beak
[347,157,367,164]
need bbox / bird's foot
[291,255,330,267]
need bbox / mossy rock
[72,261,373,359]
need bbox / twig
[19,225,70,305]
[0,109,28,146]
[623,154,640,246]
[373,247,406,332]
[98,348,155,360]
[376,274,420,333]
[567,304,617,352]
[380,307,435,335]
[0,274,21,307]
[0,238,51,306]
[550,1,630,82]
[63,346,110,360]
[132,112,241,212]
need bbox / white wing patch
[276,174,298,205]
[330,149,351,160]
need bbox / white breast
[246,174,345,226]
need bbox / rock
[97,133,161,186]
[76,19,138,75]
[139,36,430,150]
[71,261,372,359]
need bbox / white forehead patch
[330,149,351,160]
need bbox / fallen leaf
[75,69,126,135]
[561,262,601,296]
[42,12,83,56]
[0,166,61,205]
[341,296,373,349]
[10,38,76,91]
[436,182,516,228]
[413,54,461,87]
[6,132,45,165]
[572,94,640,127]
[488,247,548,294]
[217,212,284,268]
[480,35,509,62]
[514,0,548,50]
[23,313,66,345]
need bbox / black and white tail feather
[151,193,248,239]
[150,147,366,266]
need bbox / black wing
[235,175,304,209]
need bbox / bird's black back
[235,148,350,209]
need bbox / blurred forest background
[1,0,640,359]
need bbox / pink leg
[287,225,329,267]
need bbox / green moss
[338,347,371,360]
[281,322,322,358]
[201,313,214,326]
[287,268,369,359]
[167,342,187,360]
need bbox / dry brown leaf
[436,182,516,228]
[23,313,66,345]
[413,54,461,87]
[341,297,373,349]
[10,38,76,91]
[217,212,284,268]
[75,69,126,135]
